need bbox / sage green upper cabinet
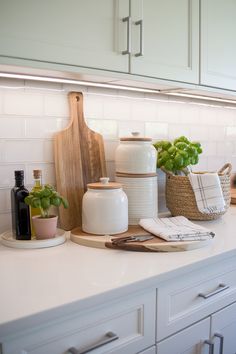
[130,0,199,84]
[0,0,129,73]
[201,0,236,91]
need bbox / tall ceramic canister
[82,177,128,235]
[115,132,158,225]
[115,132,157,174]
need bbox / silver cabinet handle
[198,284,229,299]
[204,340,214,354]
[67,332,119,354]
[122,16,131,55]
[135,19,143,57]
[214,333,224,354]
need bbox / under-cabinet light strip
[0,72,160,94]
[1,72,236,104]
[166,91,236,104]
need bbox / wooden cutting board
[231,189,236,204]
[70,226,213,252]
[54,92,107,230]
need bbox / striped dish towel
[139,216,215,241]
[188,172,225,214]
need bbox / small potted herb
[153,136,203,175]
[25,184,68,239]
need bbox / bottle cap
[14,170,24,179]
[33,169,42,179]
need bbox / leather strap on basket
[218,163,232,176]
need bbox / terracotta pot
[32,215,58,239]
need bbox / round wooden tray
[70,226,212,252]
[1,229,66,249]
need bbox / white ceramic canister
[115,132,157,174]
[82,177,128,235]
[115,173,158,225]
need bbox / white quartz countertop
[1,206,236,335]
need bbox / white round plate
[1,229,66,249]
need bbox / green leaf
[41,197,50,210]
[61,198,69,209]
[50,197,61,207]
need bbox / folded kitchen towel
[188,172,225,214]
[139,216,215,241]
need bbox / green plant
[25,184,68,218]
[154,136,203,175]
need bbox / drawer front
[157,256,236,341]
[3,290,155,354]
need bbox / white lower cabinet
[211,301,236,354]
[157,318,210,354]
[1,290,156,354]
[156,301,236,354]
[139,346,156,354]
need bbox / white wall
[1,78,236,232]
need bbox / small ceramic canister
[82,177,128,235]
[115,132,157,174]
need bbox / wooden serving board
[54,92,107,230]
[231,189,236,204]
[70,226,212,252]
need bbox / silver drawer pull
[122,16,131,55]
[67,332,119,354]
[214,333,224,354]
[134,19,144,57]
[198,284,229,299]
[204,340,214,354]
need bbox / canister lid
[120,132,152,142]
[87,177,122,190]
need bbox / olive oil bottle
[30,170,42,237]
[11,170,31,240]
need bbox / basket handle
[218,163,232,176]
[161,167,175,176]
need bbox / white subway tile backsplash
[0,164,26,188]
[5,140,53,163]
[201,142,217,156]
[189,125,209,141]
[207,157,226,172]
[4,91,44,116]
[104,140,119,161]
[168,124,190,140]
[0,118,25,138]
[25,118,68,138]
[0,78,24,88]
[24,80,63,91]
[131,100,157,121]
[145,122,168,140]
[87,119,118,138]
[226,126,236,140]
[0,212,11,233]
[118,121,145,137]
[44,94,69,117]
[84,95,103,119]
[0,189,11,212]
[106,161,116,181]
[103,97,131,120]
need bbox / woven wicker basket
[164,163,232,220]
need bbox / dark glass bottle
[11,170,31,240]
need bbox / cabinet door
[2,290,155,354]
[140,346,156,354]
[157,318,210,354]
[201,0,236,91]
[130,0,199,84]
[0,0,129,72]
[211,301,236,354]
